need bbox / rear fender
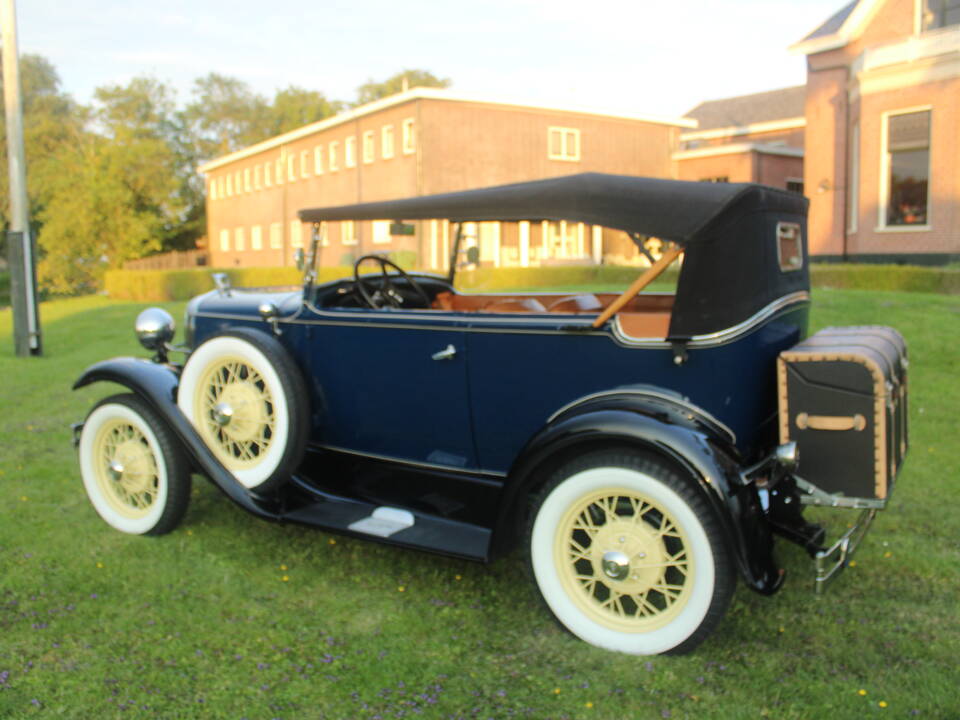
[496,397,784,595]
[73,357,278,520]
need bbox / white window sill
[873,225,932,233]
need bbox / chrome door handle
[431,344,457,361]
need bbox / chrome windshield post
[303,222,322,300]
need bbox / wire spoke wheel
[177,329,309,492]
[528,450,735,655]
[196,356,276,471]
[556,488,694,633]
[79,394,191,536]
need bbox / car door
[305,311,477,470]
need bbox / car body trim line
[612,291,810,348]
[313,443,508,481]
[192,291,809,348]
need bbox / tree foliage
[355,69,451,106]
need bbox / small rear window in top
[777,222,803,272]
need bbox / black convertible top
[298,172,806,245]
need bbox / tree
[269,86,343,135]
[355,69,450,106]
[183,73,272,161]
[36,76,189,292]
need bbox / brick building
[674,86,806,192]
[792,0,960,262]
[198,89,694,270]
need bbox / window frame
[382,125,395,159]
[363,130,375,164]
[877,106,933,232]
[314,145,324,175]
[402,118,416,155]
[547,126,581,162]
[345,136,357,168]
[329,141,340,171]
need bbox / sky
[15,0,844,119]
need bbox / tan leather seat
[546,294,602,313]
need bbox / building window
[402,118,416,154]
[318,221,329,247]
[264,162,272,187]
[275,157,284,185]
[219,228,230,251]
[226,174,233,196]
[883,109,930,227]
[363,131,375,164]
[300,150,310,178]
[341,220,357,245]
[382,125,395,159]
[290,220,303,248]
[372,220,391,244]
[269,222,283,249]
[254,165,261,190]
[235,171,242,194]
[700,176,729,183]
[314,145,324,174]
[922,0,960,30]
[329,141,339,171]
[786,179,804,195]
[235,227,245,252]
[209,179,217,201]
[287,153,297,182]
[847,123,860,233]
[244,168,251,193]
[251,225,263,251]
[345,137,357,168]
[548,127,580,161]
[217,176,224,198]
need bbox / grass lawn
[1,289,958,719]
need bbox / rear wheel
[527,450,735,655]
[78,394,191,535]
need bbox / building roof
[683,86,806,131]
[789,0,884,55]
[801,1,859,43]
[198,88,695,173]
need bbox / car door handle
[431,344,457,361]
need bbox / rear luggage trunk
[777,326,908,505]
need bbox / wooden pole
[592,245,683,329]
[2,0,41,356]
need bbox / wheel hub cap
[109,461,125,481]
[213,402,234,426]
[601,550,631,580]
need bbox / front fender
[496,405,783,595]
[73,357,278,520]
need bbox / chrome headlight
[135,308,175,351]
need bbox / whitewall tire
[177,328,308,492]
[527,450,735,655]
[79,394,191,535]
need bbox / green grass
[1,289,958,719]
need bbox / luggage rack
[813,507,878,595]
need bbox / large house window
[269,222,282,249]
[251,225,263,251]
[372,220,391,244]
[329,141,340,171]
[382,125,395,159]
[884,109,930,227]
[363,131,375,164]
[548,127,580,161]
[922,0,960,30]
[314,145,324,175]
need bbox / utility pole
[2,0,41,356]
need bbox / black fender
[495,392,783,595]
[73,357,279,521]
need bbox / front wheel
[78,394,191,535]
[527,450,735,655]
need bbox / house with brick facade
[792,0,960,263]
[674,86,806,193]
[198,88,694,270]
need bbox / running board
[280,478,491,561]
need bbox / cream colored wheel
[79,394,190,535]
[528,450,734,655]
[178,329,308,491]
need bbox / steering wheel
[353,254,431,309]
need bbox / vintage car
[73,173,908,655]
